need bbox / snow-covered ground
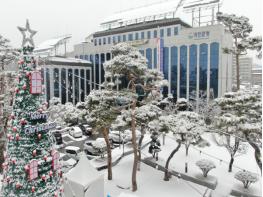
[104,132,261,197]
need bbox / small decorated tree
[234,170,259,189]
[196,159,216,177]
[1,20,63,197]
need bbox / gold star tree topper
[17,19,37,48]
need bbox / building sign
[126,39,149,46]
[189,31,210,40]
[156,38,164,72]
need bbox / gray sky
[0,0,262,59]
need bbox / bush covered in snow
[92,138,107,157]
[196,159,216,177]
[234,170,259,189]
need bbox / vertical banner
[156,38,164,73]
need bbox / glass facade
[95,54,100,89]
[171,46,178,98]
[54,68,59,98]
[199,43,208,95]
[154,30,157,38]
[141,32,145,39]
[210,42,219,98]
[174,27,178,35]
[147,31,151,39]
[45,68,50,102]
[160,29,164,38]
[139,50,144,56]
[146,48,152,69]
[100,53,105,83]
[74,69,79,104]
[86,70,90,96]
[90,54,94,89]
[180,45,187,98]
[128,34,133,41]
[153,48,157,69]
[123,35,126,42]
[167,28,171,37]
[108,37,111,44]
[118,35,121,43]
[135,33,139,40]
[80,69,85,101]
[68,69,73,103]
[103,38,106,45]
[163,47,169,97]
[189,45,197,98]
[61,68,66,104]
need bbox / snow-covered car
[64,146,81,161]
[59,153,77,173]
[79,124,92,136]
[84,138,107,156]
[109,130,128,144]
[69,127,83,138]
[123,129,141,142]
[52,131,63,145]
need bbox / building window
[118,35,121,43]
[153,48,157,69]
[94,39,97,46]
[75,55,79,59]
[84,55,89,60]
[95,54,100,89]
[154,30,158,38]
[68,69,73,103]
[167,28,171,37]
[123,35,126,42]
[146,48,152,69]
[98,38,101,45]
[80,69,85,102]
[199,43,208,96]
[160,29,164,38]
[189,45,197,99]
[108,37,111,44]
[61,68,66,104]
[141,32,145,39]
[210,42,219,98]
[74,69,79,104]
[100,53,105,83]
[54,68,59,98]
[86,69,90,95]
[79,55,83,59]
[128,34,133,41]
[147,31,151,39]
[103,37,106,45]
[180,45,187,98]
[163,47,169,97]
[45,68,50,101]
[174,27,179,35]
[135,32,139,40]
[113,36,116,44]
[171,46,178,98]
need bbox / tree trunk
[164,141,181,181]
[131,100,138,191]
[228,156,234,172]
[247,140,262,174]
[102,128,113,180]
[137,126,145,171]
[236,53,240,90]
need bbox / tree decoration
[20,118,27,125]
[52,151,60,170]
[24,165,29,172]
[22,84,27,90]
[31,186,35,193]
[38,133,42,140]
[16,182,22,189]
[49,170,53,177]
[30,71,42,94]
[15,134,20,141]
[29,160,38,180]
[41,175,46,182]
[43,155,48,162]
[12,126,17,132]
[32,150,37,157]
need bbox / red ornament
[15,134,20,141]
[54,192,58,197]
[15,88,19,93]
[58,171,63,178]
[15,182,21,189]
[24,164,29,172]
[7,134,12,141]
[12,159,16,165]
[26,72,31,77]
[49,170,53,177]
[38,134,42,140]
[38,108,43,113]
[41,175,46,182]
[22,84,27,90]
[32,150,37,157]
[20,118,27,125]
[2,163,6,169]
[12,126,17,132]
[43,155,48,162]
[31,186,35,193]
[18,60,24,65]
[6,176,10,183]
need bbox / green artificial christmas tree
[1,20,63,197]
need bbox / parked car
[59,153,77,173]
[78,124,92,136]
[64,146,81,161]
[69,127,83,138]
[52,131,63,145]
[109,130,127,144]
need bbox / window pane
[147,31,151,39]
[199,43,208,97]
[167,28,171,37]
[171,46,178,98]
[210,42,219,98]
[146,48,152,69]
[180,45,187,98]
[189,45,197,100]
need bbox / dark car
[78,124,92,136]
[53,131,63,145]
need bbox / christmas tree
[1,20,63,197]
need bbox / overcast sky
[0,0,262,60]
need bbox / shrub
[234,170,259,189]
[196,159,216,177]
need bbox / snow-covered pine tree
[1,21,63,197]
[160,111,205,181]
[104,42,167,191]
[217,12,261,90]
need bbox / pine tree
[1,20,63,197]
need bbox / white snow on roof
[48,56,91,64]
[100,0,190,28]
[34,35,71,52]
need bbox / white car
[69,127,83,138]
[59,153,77,173]
[64,146,81,161]
[109,130,127,144]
